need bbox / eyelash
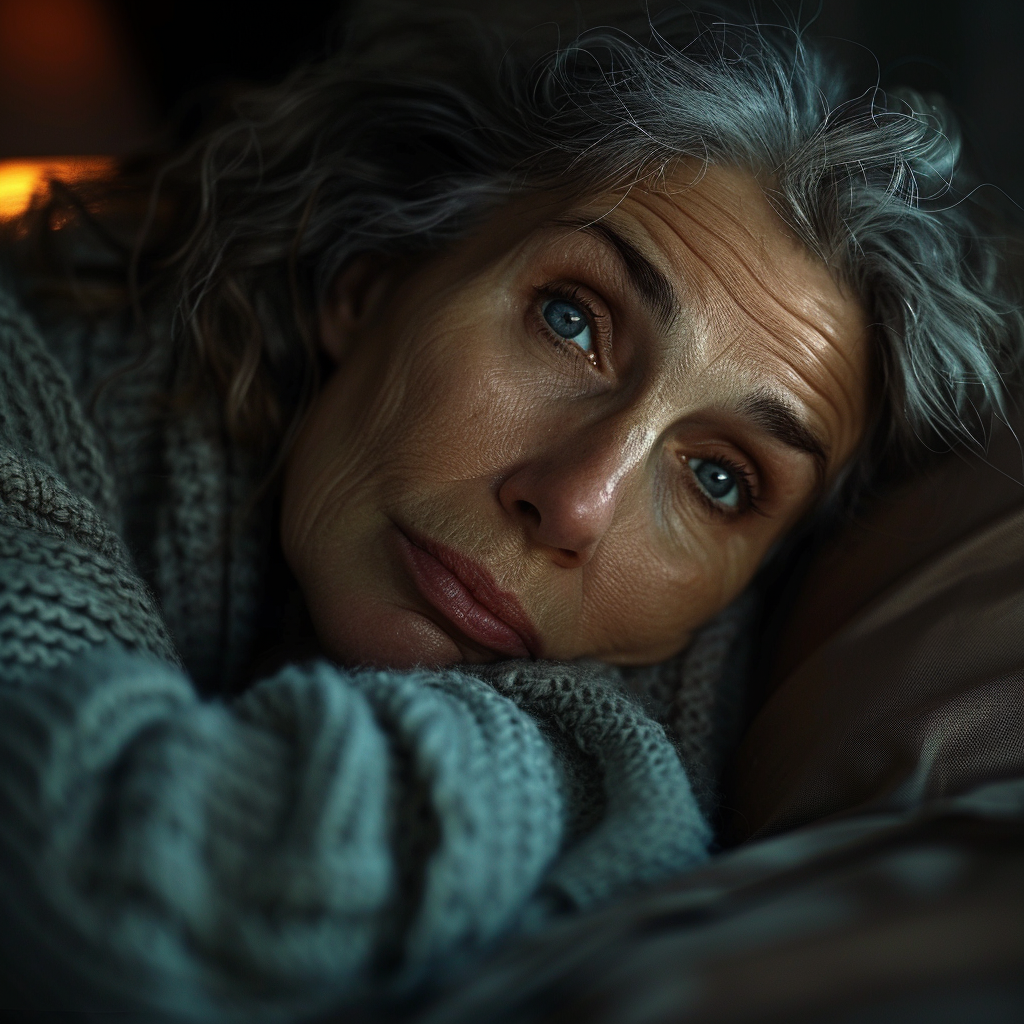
[686,453,765,519]
[533,282,610,366]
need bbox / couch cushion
[731,417,1024,841]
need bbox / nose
[497,420,643,568]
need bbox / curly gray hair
[108,2,1023,502]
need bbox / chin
[314,599,468,669]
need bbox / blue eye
[688,457,741,508]
[542,298,594,353]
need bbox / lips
[396,527,538,659]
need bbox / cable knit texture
[0,281,714,1020]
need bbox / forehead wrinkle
[714,313,863,454]
[638,191,851,357]
[625,204,867,467]
[662,177,769,253]
[635,207,866,444]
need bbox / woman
[0,3,1018,1020]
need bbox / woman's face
[281,163,870,668]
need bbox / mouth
[395,525,539,660]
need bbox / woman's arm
[0,649,569,1019]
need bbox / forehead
[571,164,871,471]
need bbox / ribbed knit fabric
[0,281,714,1020]
[621,592,757,817]
[478,661,713,910]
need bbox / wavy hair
[17,3,1024,501]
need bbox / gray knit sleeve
[0,651,568,1020]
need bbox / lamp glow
[0,157,114,219]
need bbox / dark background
[1,0,1022,216]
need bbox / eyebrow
[556,217,681,329]
[739,390,830,480]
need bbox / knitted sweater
[0,281,716,1021]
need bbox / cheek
[282,296,540,563]
[280,357,406,569]
[375,304,549,488]
[576,510,771,664]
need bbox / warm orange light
[0,156,113,219]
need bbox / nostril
[515,499,541,525]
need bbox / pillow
[730,417,1024,840]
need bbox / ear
[318,255,394,365]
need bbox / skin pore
[280,162,871,669]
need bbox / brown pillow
[730,418,1024,841]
